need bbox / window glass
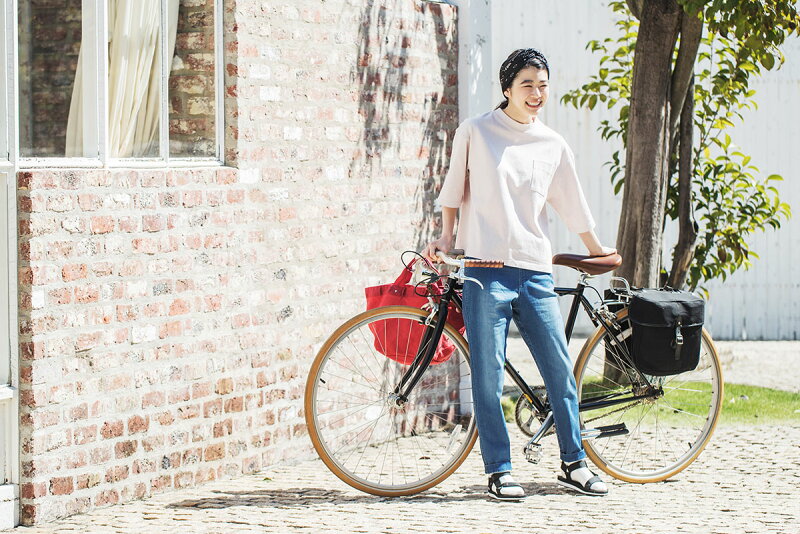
[18,0,89,157]
[169,0,216,158]
[107,0,164,158]
[17,0,219,162]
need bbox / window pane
[108,1,163,158]
[169,0,216,158]
[18,0,89,157]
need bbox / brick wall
[17,0,458,524]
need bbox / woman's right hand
[423,236,452,264]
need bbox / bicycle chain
[581,398,645,426]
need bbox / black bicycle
[304,251,723,496]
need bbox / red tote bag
[364,261,465,365]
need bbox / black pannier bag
[628,288,705,376]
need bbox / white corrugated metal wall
[484,1,800,340]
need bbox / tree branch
[626,0,644,19]
[669,9,703,142]
[668,76,699,289]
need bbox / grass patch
[719,383,800,425]
[501,383,800,427]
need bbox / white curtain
[66,0,180,158]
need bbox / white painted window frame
[1,0,20,529]
[18,0,225,169]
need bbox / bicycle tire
[574,308,723,483]
[305,305,477,496]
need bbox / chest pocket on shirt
[531,160,555,197]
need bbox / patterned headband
[499,48,550,93]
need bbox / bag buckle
[673,321,684,361]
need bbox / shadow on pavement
[168,481,571,510]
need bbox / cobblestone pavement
[10,342,800,534]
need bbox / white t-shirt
[437,108,596,273]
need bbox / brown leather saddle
[552,253,622,275]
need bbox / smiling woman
[424,47,616,500]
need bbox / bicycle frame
[394,273,658,419]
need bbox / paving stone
[9,341,800,534]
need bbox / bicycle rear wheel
[574,309,723,483]
[305,305,476,496]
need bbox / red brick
[151,475,172,493]
[74,285,100,303]
[213,419,232,438]
[169,299,190,316]
[20,482,47,499]
[127,415,149,434]
[142,435,165,453]
[192,382,212,399]
[142,391,166,408]
[204,443,225,461]
[74,425,97,445]
[48,287,71,305]
[224,396,244,413]
[105,465,129,483]
[90,216,115,234]
[203,398,223,418]
[118,216,139,232]
[62,264,87,281]
[215,378,233,395]
[100,421,123,439]
[49,476,74,496]
[114,440,137,458]
[143,214,166,232]
[168,387,190,404]
[94,490,119,506]
[157,411,175,426]
[159,320,184,339]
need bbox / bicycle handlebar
[434,251,504,269]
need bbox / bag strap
[394,259,416,285]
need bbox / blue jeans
[462,265,586,474]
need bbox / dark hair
[496,48,550,110]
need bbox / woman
[424,48,615,500]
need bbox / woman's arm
[423,206,458,262]
[579,229,616,256]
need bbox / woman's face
[503,66,549,121]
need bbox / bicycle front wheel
[305,306,476,496]
[574,309,723,483]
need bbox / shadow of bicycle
[168,481,572,510]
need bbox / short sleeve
[546,142,595,234]
[437,122,471,208]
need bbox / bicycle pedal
[581,423,629,439]
[523,442,543,464]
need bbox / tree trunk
[667,76,699,289]
[615,0,682,288]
